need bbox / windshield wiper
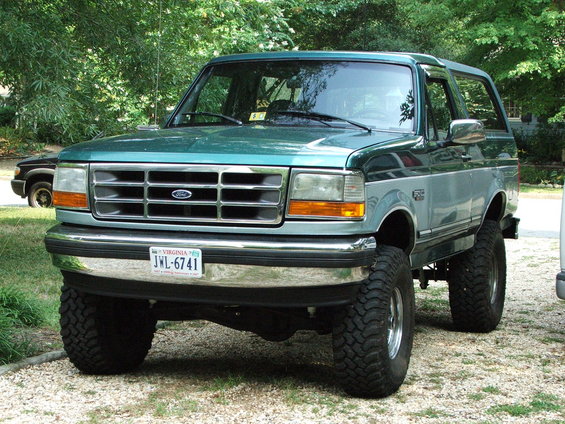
[273,110,372,132]
[182,111,243,126]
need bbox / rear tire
[60,285,156,374]
[447,220,506,333]
[332,245,415,398]
[28,181,53,208]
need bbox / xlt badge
[413,189,425,201]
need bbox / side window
[454,75,506,131]
[426,79,456,141]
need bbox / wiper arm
[274,110,372,132]
[182,111,243,126]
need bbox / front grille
[91,164,289,225]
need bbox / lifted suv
[45,51,519,397]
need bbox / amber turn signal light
[288,200,365,218]
[53,191,88,208]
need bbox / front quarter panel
[365,187,419,245]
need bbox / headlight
[14,167,20,177]
[53,164,89,209]
[287,171,365,219]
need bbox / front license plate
[150,247,202,278]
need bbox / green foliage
[487,393,562,417]
[520,165,564,186]
[0,207,61,363]
[0,106,16,127]
[0,207,61,329]
[0,127,43,156]
[427,0,564,122]
[0,0,292,145]
[0,286,43,327]
[515,123,565,163]
[0,0,562,147]
[283,0,455,56]
[0,313,31,364]
[0,286,44,364]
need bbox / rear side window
[454,75,506,131]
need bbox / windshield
[170,60,415,132]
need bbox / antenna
[153,0,163,126]
[363,0,368,51]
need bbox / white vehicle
[557,189,565,299]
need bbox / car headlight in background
[287,171,365,219]
[53,164,89,209]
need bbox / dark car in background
[11,154,58,207]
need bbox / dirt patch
[0,237,563,423]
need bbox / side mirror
[447,119,486,145]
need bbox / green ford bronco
[45,51,519,397]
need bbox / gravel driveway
[1,237,563,423]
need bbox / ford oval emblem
[171,189,193,200]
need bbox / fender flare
[368,189,418,254]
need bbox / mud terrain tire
[60,285,156,374]
[448,220,506,333]
[332,245,415,398]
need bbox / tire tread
[448,220,506,333]
[333,246,414,398]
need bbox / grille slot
[149,171,218,185]
[91,164,288,225]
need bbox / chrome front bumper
[45,225,376,288]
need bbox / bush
[0,106,16,127]
[35,122,65,146]
[0,286,44,364]
[0,286,43,327]
[520,165,564,187]
[0,126,44,156]
[515,123,565,164]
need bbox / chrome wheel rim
[488,256,499,304]
[388,287,404,359]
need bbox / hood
[17,153,59,167]
[59,125,413,168]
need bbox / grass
[519,184,563,195]
[412,407,447,418]
[0,207,61,362]
[202,373,245,392]
[416,285,450,313]
[0,285,45,364]
[482,385,501,394]
[487,393,562,417]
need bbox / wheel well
[375,210,415,254]
[484,192,505,223]
[25,174,53,196]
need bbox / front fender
[365,187,418,252]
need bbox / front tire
[332,246,415,398]
[27,181,53,208]
[447,220,506,333]
[60,285,156,374]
